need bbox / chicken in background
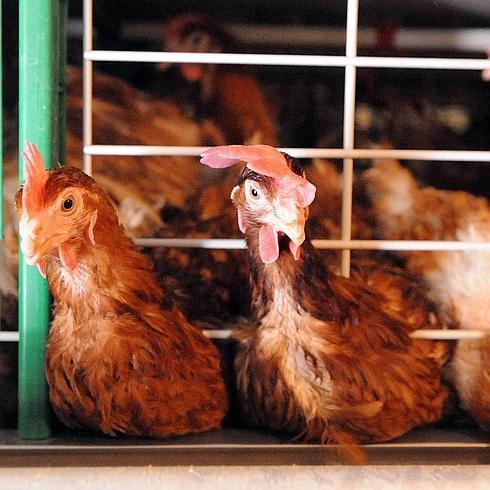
[149,204,251,326]
[156,12,280,225]
[306,158,376,243]
[320,95,489,197]
[364,159,490,430]
[15,142,228,437]
[158,12,279,147]
[201,145,450,462]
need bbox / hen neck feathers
[47,208,163,316]
[245,225,370,331]
[247,227,317,316]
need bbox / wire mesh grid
[76,0,490,343]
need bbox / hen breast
[47,309,225,437]
[235,247,449,447]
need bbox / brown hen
[364,159,490,430]
[201,145,449,462]
[160,13,279,147]
[16,142,228,437]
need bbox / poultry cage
[0,0,489,466]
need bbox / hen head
[200,144,316,263]
[161,13,238,83]
[15,141,101,277]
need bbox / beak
[275,202,307,247]
[281,219,305,246]
[18,214,60,266]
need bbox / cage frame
[3,0,489,463]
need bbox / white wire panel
[1,328,487,342]
[72,0,490,346]
[203,329,489,341]
[134,238,490,251]
[0,332,20,342]
[82,0,93,175]
[84,51,490,71]
[410,330,488,340]
[135,238,246,249]
[84,145,490,162]
[339,0,358,277]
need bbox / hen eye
[62,197,74,211]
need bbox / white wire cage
[81,0,490,343]
[0,8,489,340]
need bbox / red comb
[21,141,48,216]
[200,145,316,208]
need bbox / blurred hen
[158,12,278,147]
[66,66,224,227]
[364,159,490,430]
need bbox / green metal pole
[57,0,67,163]
[18,0,60,439]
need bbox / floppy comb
[200,144,316,208]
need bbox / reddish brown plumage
[209,71,278,146]
[16,162,228,437]
[364,159,490,430]
[227,153,449,459]
[1,67,228,332]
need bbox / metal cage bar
[83,146,490,161]
[2,327,489,344]
[57,0,68,164]
[83,51,490,71]
[132,238,490,251]
[83,0,93,175]
[340,0,359,277]
[18,0,66,439]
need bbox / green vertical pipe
[57,0,67,163]
[18,0,60,439]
